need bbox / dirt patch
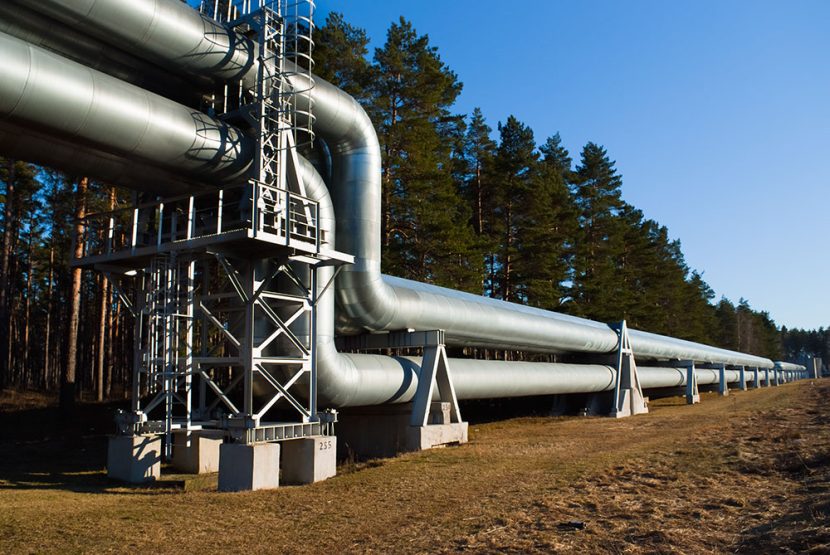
[1,382,829,553]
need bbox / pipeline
[0,1,805,408]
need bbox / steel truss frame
[74,0,342,458]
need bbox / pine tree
[455,108,496,295]
[312,12,374,103]
[489,116,538,301]
[569,142,625,321]
[371,18,479,290]
[515,134,576,310]
[715,297,739,350]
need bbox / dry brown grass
[2,381,830,553]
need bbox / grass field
[2,381,829,553]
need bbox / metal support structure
[74,0,349,467]
[338,330,463,428]
[718,363,729,396]
[409,332,462,428]
[609,321,648,418]
[752,367,760,389]
[738,365,747,391]
[678,360,699,404]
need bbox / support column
[218,442,280,492]
[738,365,747,391]
[810,357,822,379]
[765,367,771,387]
[679,360,699,404]
[609,321,648,418]
[107,434,161,483]
[408,330,468,451]
[718,363,729,396]
[752,367,760,389]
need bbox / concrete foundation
[281,436,337,484]
[107,434,161,483]
[406,422,468,451]
[218,442,280,492]
[337,403,468,459]
[171,430,223,474]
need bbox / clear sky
[313,0,830,330]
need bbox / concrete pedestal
[337,403,468,459]
[218,443,280,492]
[107,434,161,483]
[171,430,223,474]
[281,436,337,484]
[406,422,468,452]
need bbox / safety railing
[78,182,320,260]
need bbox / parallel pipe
[299,154,771,406]
[0,30,252,187]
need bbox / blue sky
[313,0,830,330]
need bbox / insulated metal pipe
[0,30,252,186]
[2,1,779,382]
[9,0,256,90]
[0,3,201,106]
[298,154,761,406]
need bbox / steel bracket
[676,360,700,404]
[609,321,648,418]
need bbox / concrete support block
[337,404,468,459]
[406,423,469,452]
[218,442,280,492]
[107,434,161,483]
[281,436,337,484]
[171,430,223,474]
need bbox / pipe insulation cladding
[0,30,253,187]
[0,0,804,410]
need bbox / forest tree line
[0,13,824,399]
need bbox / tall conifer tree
[370,18,479,290]
[570,143,624,321]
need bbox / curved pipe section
[0,30,252,185]
[2,0,783,404]
[291,71,775,368]
[0,4,201,106]
[299,155,763,407]
[10,0,256,90]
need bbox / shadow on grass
[0,399,177,495]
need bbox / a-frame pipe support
[678,360,700,404]
[738,365,747,391]
[609,321,648,418]
[751,367,760,389]
[718,363,729,396]
[410,330,462,427]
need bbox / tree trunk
[22,221,33,387]
[96,273,108,401]
[106,295,118,398]
[61,176,88,413]
[43,241,54,389]
[0,160,15,389]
